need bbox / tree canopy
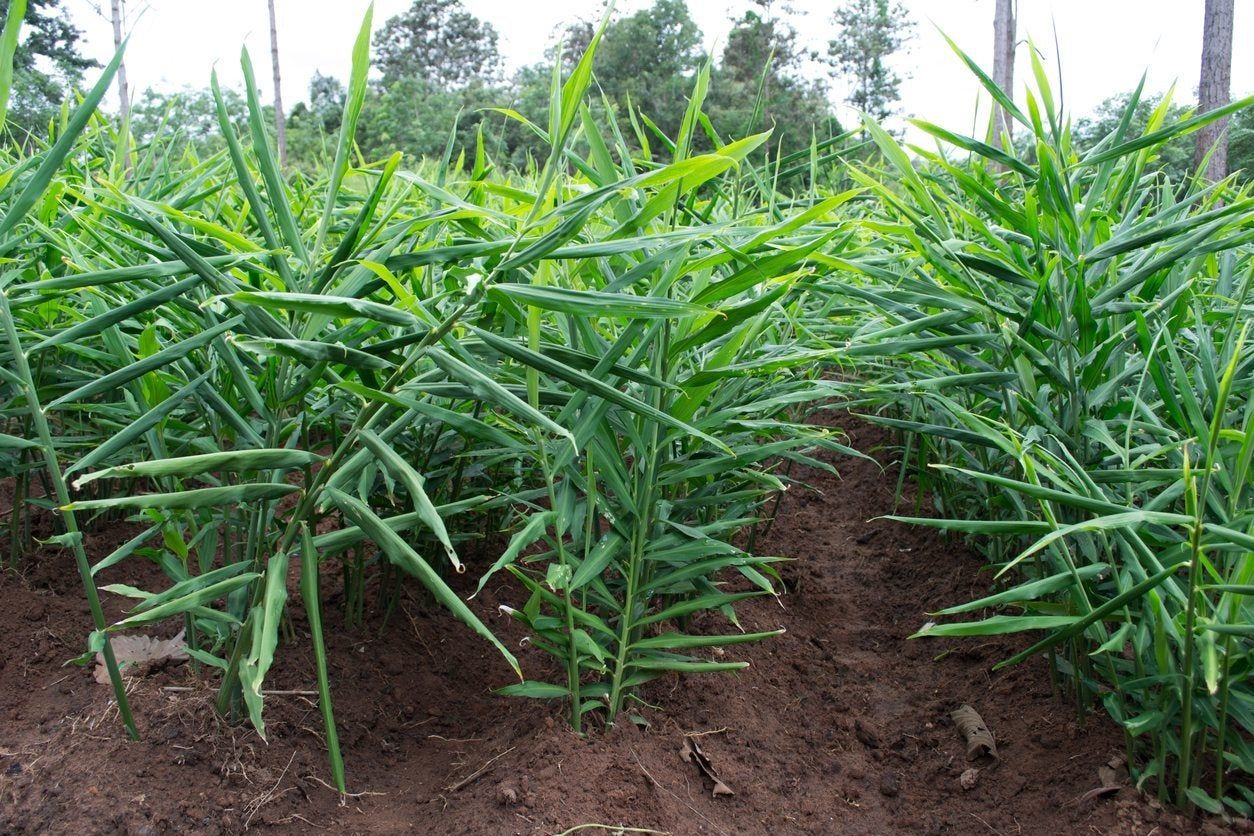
[588,0,704,142]
[828,0,913,123]
[5,0,1250,191]
[284,0,850,172]
[0,0,96,135]
[710,3,837,154]
[372,0,502,89]
[1073,89,1254,183]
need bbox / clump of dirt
[0,415,1221,834]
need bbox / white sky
[62,0,1253,144]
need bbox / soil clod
[854,717,882,749]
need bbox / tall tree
[0,0,26,125]
[372,0,501,89]
[306,71,345,133]
[1195,0,1234,179]
[266,0,285,167]
[1074,91,1193,182]
[592,0,704,141]
[1228,101,1254,180]
[549,19,594,73]
[711,2,837,154]
[0,0,97,134]
[109,0,127,123]
[281,72,344,170]
[720,1,805,103]
[128,85,247,156]
[991,0,1014,148]
[827,0,913,124]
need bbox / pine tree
[1195,0,1234,179]
[991,0,1015,149]
[828,0,913,126]
[267,0,286,168]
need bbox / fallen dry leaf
[680,735,734,797]
[95,630,188,683]
[950,704,998,761]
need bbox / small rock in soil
[879,771,900,797]
[959,768,980,791]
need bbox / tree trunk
[991,0,1015,150]
[1195,0,1234,180]
[267,0,287,168]
[110,0,128,123]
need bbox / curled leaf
[950,704,998,761]
[680,735,735,797]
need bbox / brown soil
[0,415,1214,835]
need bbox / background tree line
[1,0,909,171]
[2,0,1250,183]
[279,0,856,173]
